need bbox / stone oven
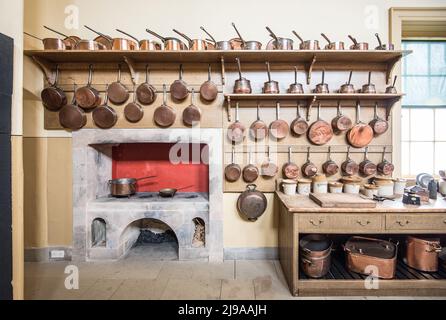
[72,129,223,262]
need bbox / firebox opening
[122,218,179,261]
[192,218,205,248]
[91,218,106,247]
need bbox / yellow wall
[22,0,446,251]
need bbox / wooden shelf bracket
[220,56,226,86]
[386,56,402,85]
[305,55,317,85]
[123,56,137,85]
[31,56,55,84]
[385,97,401,120]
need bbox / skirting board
[26,246,278,261]
[223,247,278,260]
[24,247,72,262]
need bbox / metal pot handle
[246,184,257,191]
[428,243,442,253]
[301,258,313,265]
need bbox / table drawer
[330,214,382,232]
[298,214,382,232]
[298,215,332,232]
[386,214,446,231]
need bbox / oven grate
[299,252,446,280]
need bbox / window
[401,40,446,177]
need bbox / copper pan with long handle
[154,84,176,127]
[308,102,333,145]
[146,28,188,50]
[225,147,241,182]
[282,147,299,180]
[41,65,67,111]
[250,102,268,141]
[243,148,259,183]
[43,25,80,50]
[227,102,246,143]
[269,102,289,140]
[116,29,161,50]
[347,102,374,148]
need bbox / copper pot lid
[345,237,396,259]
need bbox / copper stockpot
[300,235,333,278]
[344,236,398,279]
[405,236,442,272]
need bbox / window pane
[402,76,430,106]
[435,142,446,174]
[410,109,434,141]
[404,42,429,75]
[435,109,446,140]
[410,142,434,174]
[430,42,446,75]
[401,108,410,141]
[402,142,410,176]
[430,76,446,105]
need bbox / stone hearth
[72,129,223,262]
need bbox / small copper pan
[200,64,218,102]
[154,84,176,127]
[173,29,212,50]
[261,146,279,177]
[331,101,352,133]
[225,147,241,182]
[243,148,259,183]
[107,64,130,105]
[290,104,309,136]
[321,33,344,50]
[227,102,246,143]
[269,102,289,140]
[74,40,107,51]
[59,84,87,131]
[41,65,67,111]
[136,65,157,105]
[348,35,369,50]
[75,65,101,110]
[183,89,202,127]
[170,64,189,101]
[124,86,144,123]
[341,146,359,176]
[250,103,268,141]
[92,86,118,129]
[359,147,377,176]
[282,147,299,180]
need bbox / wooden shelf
[225,93,403,121]
[24,49,410,64]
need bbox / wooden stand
[276,191,446,297]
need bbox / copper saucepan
[200,26,233,50]
[85,25,138,50]
[116,29,161,50]
[24,32,66,50]
[348,35,369,50]
[173,28,213,50]
[292,31,320,50]
[146,29,188,50]
[321,33,344,50]
[232,23,262,50]
[43,25,81,50]
[265,26,293,50]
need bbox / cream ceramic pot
[329,182,343,194]
[344,182,360,194]
[282,179,297,195]
[312,174,328,194]
[363,184,379,198]
[298,179,312,195]
[374,178,394,197]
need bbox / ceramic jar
[282,179,297,195]
[312,174,328,194]
[298,179,312,195]
[374,176,394,197]
[341,176,361,194]
[363,184,379,198]
[329,182,343,194]
[393,178,407,195]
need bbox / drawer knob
[309,219,324,226]
[357,220,371,226]
[396,220,410,226]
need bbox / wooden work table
[276,191,446,297]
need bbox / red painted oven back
[112,143,209,193]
